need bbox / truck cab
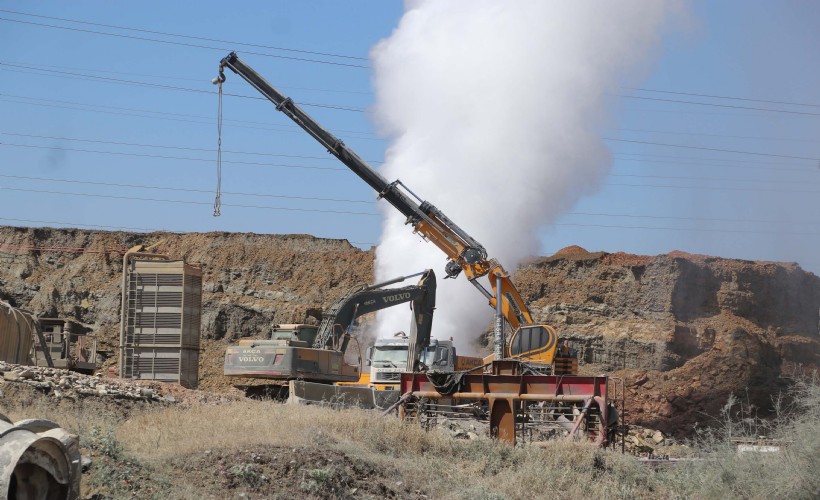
[366,336,457,386]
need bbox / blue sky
[1,1,818,275]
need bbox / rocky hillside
[0,227,373,389]
[1,227,818,436]
[515,246,819,435]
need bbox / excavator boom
[224,270,437,381]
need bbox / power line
[0,143,348,171]
[1,60,370,94]
[616,127,819,144]
[0,216,160,232]
[6,135,814,187]
[0,94,382,140]
[0,17,368,69]
[10,59,820,123]
[566,211,820,226]
[0,62,366,112]
[4,7,815,117]
[613,156,812,174]
[4,7,814,124]
[0,173,374,204]
[604,137,820,162]
[610,173,820,187]
[627,106,817,120]
[629,87,820,109]
[4,136,816,184]
[6,98,812,168]
[613,151,810,167]
[0,95,310,135]
[4,131,816,183]
[0,8,367,62]
[604,181,820,195]
[0,216,376,246]
[0,186,379,216]
[620,94,820,117]
[1,131,384,163]
[0,243,127,254]
[554,222,819,237]
[11,91,809,157]
[13,142,813,187]
[10,60,818,118]
[6,172,816,224]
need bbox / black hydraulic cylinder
[219,52,422,222]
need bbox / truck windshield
[420,347,439,365]
[372,347,407,367]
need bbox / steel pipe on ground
[407,391,593,402]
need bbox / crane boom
[217,52,532,330]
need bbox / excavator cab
[266,324,319,347]
[507,325,578,374]
[509,324,557,360]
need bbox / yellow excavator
[215,52,577,375]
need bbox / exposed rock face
[1,228,818,436]
[515,247,820,435]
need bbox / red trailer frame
[399,361,622,446]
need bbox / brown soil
[167,445,423,499]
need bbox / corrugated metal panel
[122,347,199,388]
[121,260,201,388]
[0,300,34,364]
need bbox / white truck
[365,334,479,387]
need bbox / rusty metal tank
[0,301,35,365]
[0,413,81,499]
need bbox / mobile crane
[215,52,576,374]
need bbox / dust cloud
[369,0,684,352]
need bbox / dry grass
[115,401,659,498]
[119,401,440,458]
[3,376,819,499]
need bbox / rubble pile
[0,361,173,402]
[623,426,669,454]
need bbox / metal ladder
[125,268,139,378]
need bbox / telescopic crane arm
[216,52,532,330]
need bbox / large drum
[0,300,35,365]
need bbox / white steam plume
[370,1,682,353]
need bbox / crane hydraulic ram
[215,52,574,370]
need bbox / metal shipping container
[120,260,202,388]
[0,300,34,365]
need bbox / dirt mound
[542,245,606,262]
[169,445,423,499]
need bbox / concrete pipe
[0,413,80,499]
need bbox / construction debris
[0,361,170,402]
[0,413,81,499]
